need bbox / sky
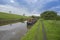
[0,0,60,16]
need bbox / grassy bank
[21,19,43,40]
[0,12,27,26]
[21,19,60,40]
[43,20,60,40]
[0,12,27,20]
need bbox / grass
[21,19,43,40]
[0,12,28,26]
[0,12,26,20]
[43,20,60,40]
[21,19,60,40]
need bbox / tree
[31,15,35,18]
[56,15,60,20]
[41,11,57,20]
[9,11,12,14]
[23,13,25,16]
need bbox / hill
[0,12,27,25]
[0,12,25,20]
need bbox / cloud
[24,0,58,5]
[49,6,60,10]
[25,0,38,4]
[0,5,40,16]
[23,0,59,14]
[10,0,15,3]
[48,6,60,12]
[25,13,40,16]
[0,5,28,15]
[47,6,60,15]
[0,0,60,16]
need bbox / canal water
[0,21,27,40]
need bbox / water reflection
[0,21,27,40]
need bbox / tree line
[40,11,60,20]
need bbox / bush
[41,11,57,20]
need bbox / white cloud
[0,5,28,15]
[25,0,59,14]
[58,11,60,15]
[0,0,59,16]
[10,0,15,3]
[0,5,40,16]
[25,13,40,16]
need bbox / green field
[21,19,60,40]
[0,12,26,20]
[0,12,27,25]
[44,20,60,40]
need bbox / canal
[0,21,27,40]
